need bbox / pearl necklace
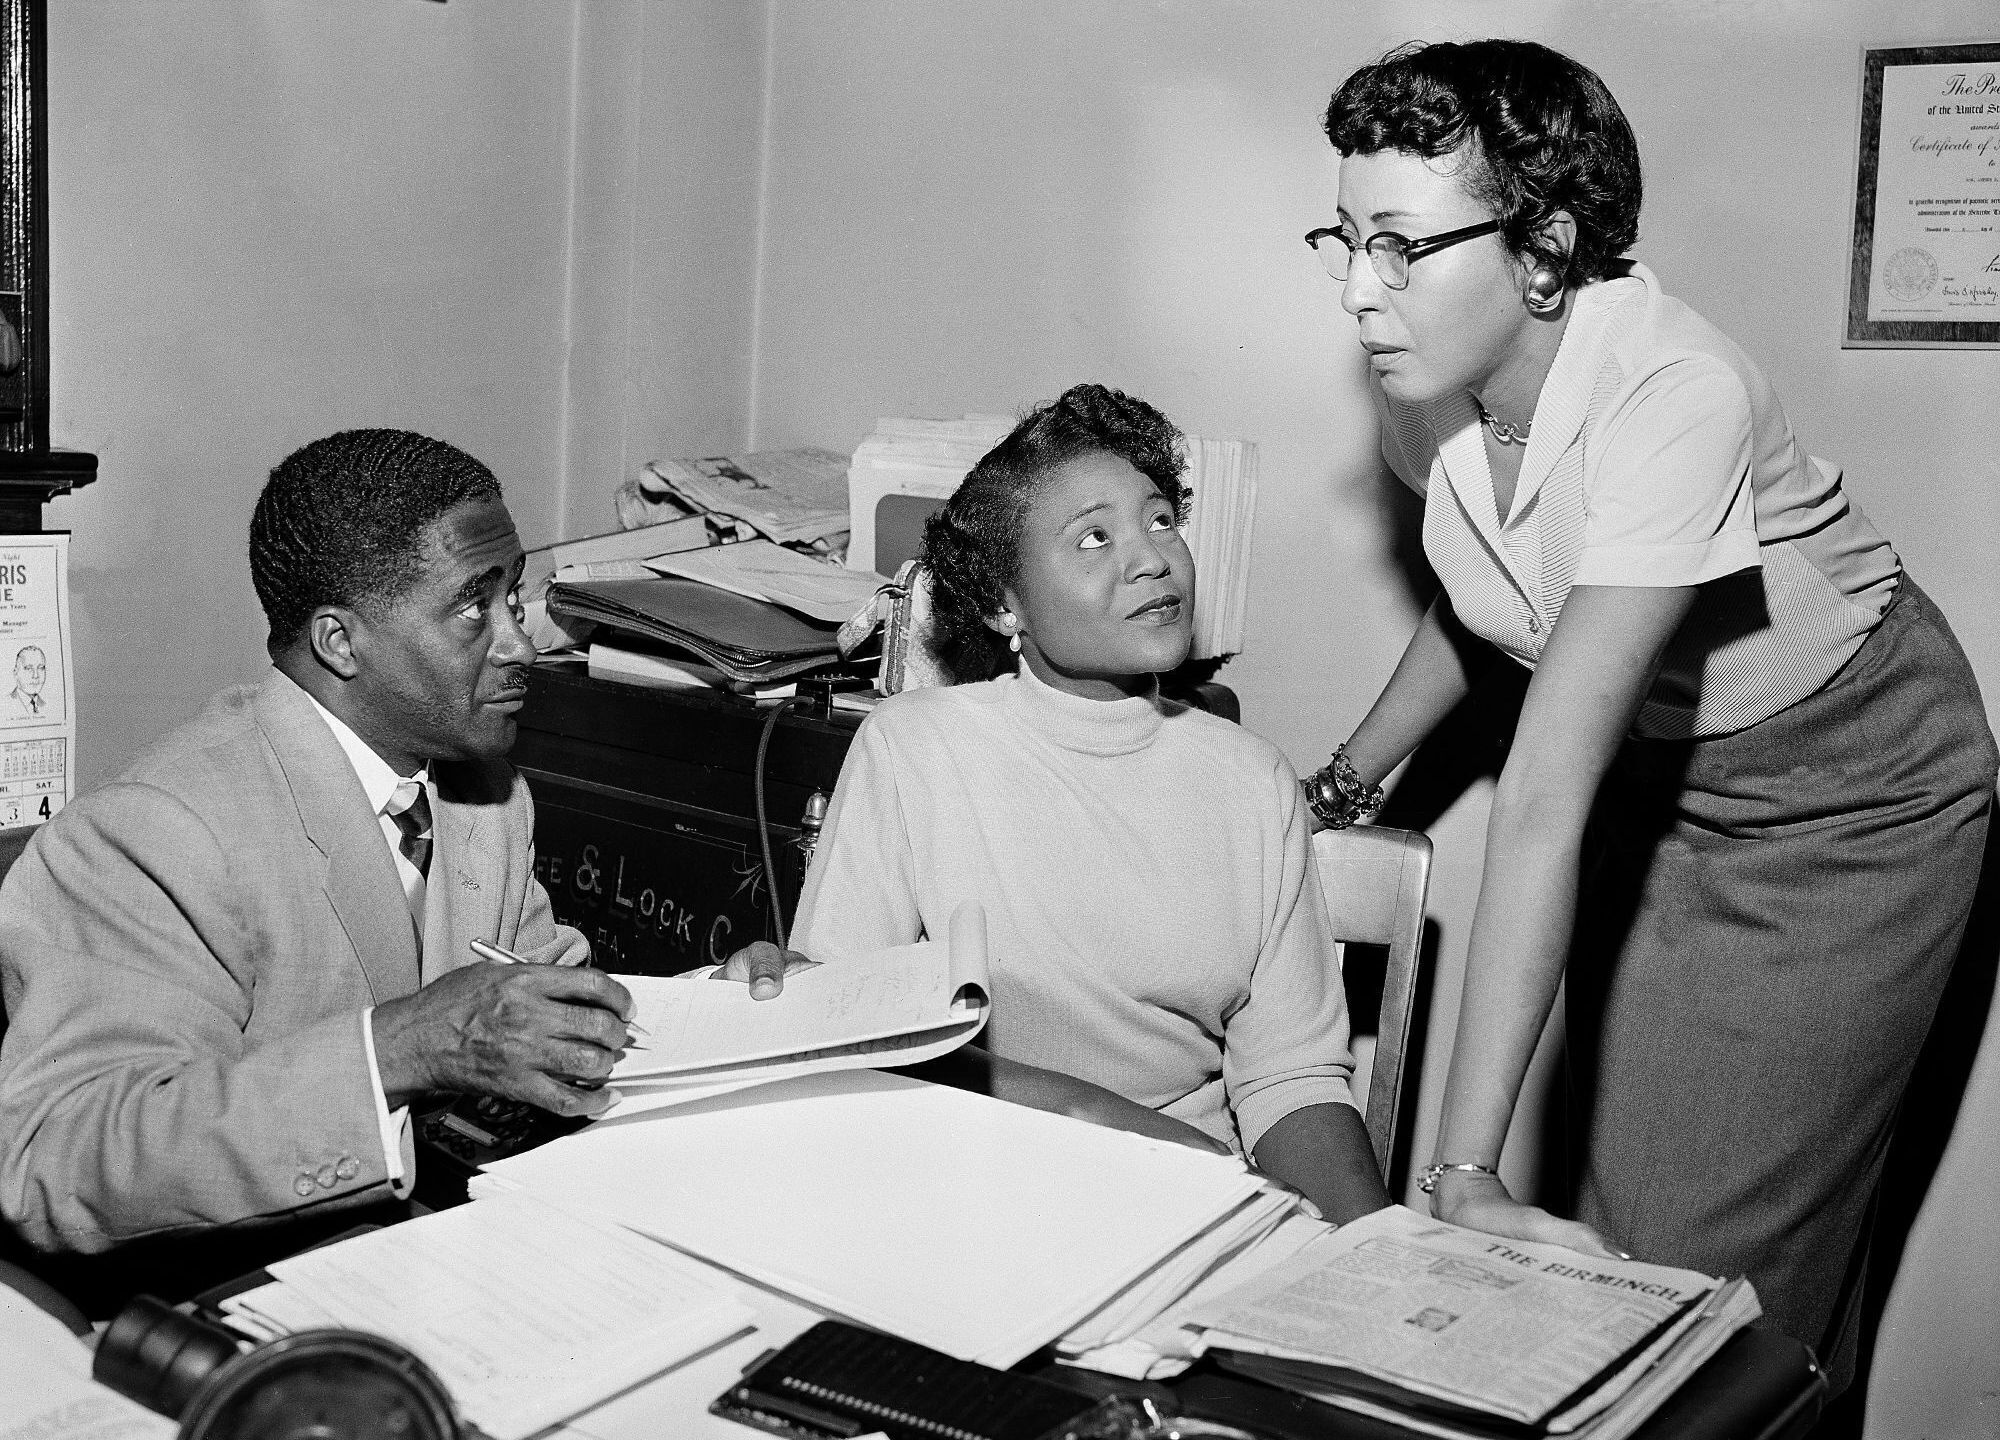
[1476,402,1531,446]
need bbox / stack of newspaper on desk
[615,447,853,550]
[1186,1205,1761,1439]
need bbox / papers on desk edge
[1186,1205,1761,1440]
[0,1282,176,1439]
[224,1191,754,1440]
[606,906,989,1110]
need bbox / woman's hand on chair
[1431,1170,1627,1259]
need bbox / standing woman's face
[1334,147,1540,407]
[998,451,1195,702]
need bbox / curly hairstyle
[1323,38,1641,283]
[920,383,1188,684]
[250,428,503,652]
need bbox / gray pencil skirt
[1564,577,1996,1392]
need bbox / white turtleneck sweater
[790,665,1357,1155]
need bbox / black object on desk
[511,664,862,975]
[714,1319,1119,1440]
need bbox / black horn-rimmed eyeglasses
[1304,219,1503,289]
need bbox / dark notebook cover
[548,576,841,681]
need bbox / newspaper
[1187,1206,1746,1428]
[0,534,75,832]
[630,449,851,547]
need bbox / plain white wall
[46,0,581,784]
[729,3,2000,1436]
[558,0,769,543]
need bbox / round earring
[1523,266,1565,315]
[1008,632,1022,654]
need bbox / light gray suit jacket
[0,671,587,1253]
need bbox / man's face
[13,649,43,694]
[340,496,534,773]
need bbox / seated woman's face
[1002,450,1195,700]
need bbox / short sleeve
[1574,356,1760,588]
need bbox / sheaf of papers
[261,1190,755,1440]
[481,1068,1266,1368]
[644,538,889,625]
[0,1282,175,1439]
[1180,437,1258,659]
[1188,1205,1756,1434]
[609,904,989,1093]
[1058,1204,1329,1380]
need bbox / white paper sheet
[267,1191,755,1440]
[644,538,887,623]
[0,1285,175,1440]
[484,1068,1264,1367]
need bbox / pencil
[468,937,653,1041]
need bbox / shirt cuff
[1573,531,1760,588]
[360,1006,410,1191]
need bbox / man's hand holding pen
[369,939,644,1118]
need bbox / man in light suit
[0,430,635,1260]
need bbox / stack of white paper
[478,1069,1266,1368]
[844,414,1017,575]
[223,1191,755,1440]
[1181,436,1259,658]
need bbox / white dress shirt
[292,675,426,1193]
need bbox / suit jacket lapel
[255,673,422,1003]
[421,777,490,984]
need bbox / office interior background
[41,3,1999,1435]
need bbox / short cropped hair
[921,383,1188,684]
[250,428,502,651]
[1323,38,1642,283]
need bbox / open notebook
[605,905,989,1114]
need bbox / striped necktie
[386,779,432,877]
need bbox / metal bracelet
[1420,1161,1501,1195]
[1302,743,1385,830]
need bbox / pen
[468,937,653,1042]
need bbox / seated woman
[735,384,1387,1223]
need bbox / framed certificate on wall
[1844,41,2000,348]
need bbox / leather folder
[547,575,841,684]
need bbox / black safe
[509,662,861,975]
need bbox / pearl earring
[1009,631,1022,654]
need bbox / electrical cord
[753,695,806,949]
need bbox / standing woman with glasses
[1301,39,1994,1390]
